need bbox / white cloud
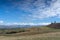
[5,22,50,25]
[0,21,4,23]
[0,20,50,25]
[6,22,34,25]
[2,0,60,20]
[31,0,58,18]
[38,23,51,25]
[0,21,4,25]
[16,0,60,19]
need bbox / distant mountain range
[0,25,46,29]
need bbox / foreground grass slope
[0,32,60,40]
[0,26,60,36]
[0,26,60,40]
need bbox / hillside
[0,25,60,40]
[47,23,60,29]
[0,32,60,40]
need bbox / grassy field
[0,27,60,40]
[0,32,60,40]
[0,27,60,36]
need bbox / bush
[5,31,17,34]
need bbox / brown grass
[0,32,60,40]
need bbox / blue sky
[0,0,60,25]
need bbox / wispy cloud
[2,0,60,20]
[0,21,4,25]
[0,21,4,23]
[12,0,60,20]
[0,0,60,24]
[0,20,50,25]
[16,0,60,19]
[30,0,60,19]
[5,22,50,25]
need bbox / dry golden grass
[0,32,60,40]
[0,27,60,40]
